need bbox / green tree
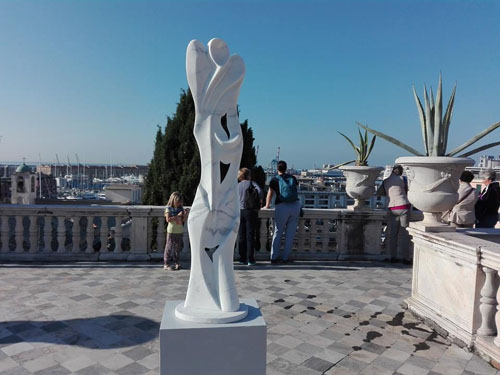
[143,89,263,206]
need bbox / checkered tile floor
[0,261,497,375]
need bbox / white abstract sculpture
[175,38,248,324]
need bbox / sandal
[174,264,182,270]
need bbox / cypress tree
[143,89,263,206]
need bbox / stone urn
[340,166,384,210]
[395,156,474,227]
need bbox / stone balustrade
[0,204,401,262]
[406,226,500,364]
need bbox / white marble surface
[161,298,266,375]
[396,156,474,226]
[406,226,484,345]
[340,166,383,210]
[177,38,247,322]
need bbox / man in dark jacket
[475,169,500,228]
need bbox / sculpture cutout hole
[220,113,229,138]
[205,245,219,262]
[220,162,230,183]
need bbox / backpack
[277,175,298,202]
[243,183,261,210]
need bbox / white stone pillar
[14,215,24,253]
[157,217,166,254]
[128,207,151,260]
[1,216,10,252]
[114,216,123,253]
[99,217,109,253]
[478,267,497,336]
[29,215,38,253]
[85,216,94,253]
[43,216,52,252]
[56,216,66,253]
[72,216,80,252]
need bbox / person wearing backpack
[264,160,300,264]
[238,168,263,266]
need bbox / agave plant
[357,74,500,157]
[336,129,376,166]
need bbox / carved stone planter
[396,156,474,228]
[340,166,383,210]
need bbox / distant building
[11,162,37,204]
[105,184,142,204]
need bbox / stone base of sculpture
[175,301,248,324]
[160,298,266,375]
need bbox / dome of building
[15,162,32,173]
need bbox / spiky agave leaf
[434,74,443,155]
[413,85,428,155]
[442,83,456,153]
[356,122,424,156]
[447,121,500,156]
[423,85,434,156]
[457,141,500,157]
[366,134,377,163]
[338,131,361,161]
[328,160,357,169]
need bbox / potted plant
[336,129,383,210]
[358,74,500,227]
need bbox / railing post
[86,216,94,253]
[128,207,151,260]
[494,270,500,347]
[478,266,497,336]
[72,216,80,253]
[15,215,24,253]
[1,216,10,252]
[56,216,66,253]
[297,218,305,251]
[310,219,317,252]
[43,216,52,252]
[29,215,38,253]
[114,216,123,253]
[259,216,268,254]
[321,219,329,252]
[99,216,109,253]
[157,217,166,254]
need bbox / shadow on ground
[0,314,159,349]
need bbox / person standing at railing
[475,170,500,228]
[164,192,189,270]
[378,164,411,261]
[237,168,263,266]
[264,160,300,264]
[442,171,477,228]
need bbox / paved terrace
[0,261,497,375]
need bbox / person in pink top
[379,165,411,261]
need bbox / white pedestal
[160,298,266,375]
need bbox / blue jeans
[271,201,301,261]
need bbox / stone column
[128,207,151,260]
[478,267,497,336]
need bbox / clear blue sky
[1,0,500,169]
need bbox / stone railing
[0,204,406,262]
[406,226,500,364]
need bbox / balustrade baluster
[157,216,166,253]
[182,225,190,254]
[114,216,123,253]
[494,271,500,347]
[297,218,306,251]
[478,267,497,336]
[1,216,9,252]
[43,216,52,252]
[310,219,317,251]
[86,216,94,253]
[29,215,38,253]
[259,218,268,254]
[15,215,24,253]
[99,217,109,252]
[56,216,66,253]
[321,220,329,253]
[71,216,80,252]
